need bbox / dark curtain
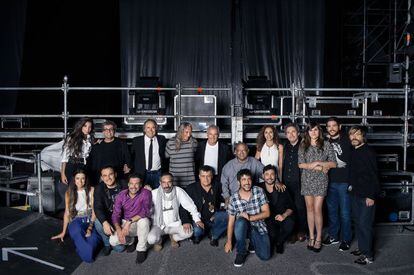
[120,0,324,97]
[239,0,325,88]
[0,0,27,114]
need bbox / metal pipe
[62,76,68,139]
[0,154,35,163]
[181,87,232,92]
[0,187,37,197]
[403,84,409,171]
[291,83,295,122]
[36,153,43,214]
[68,87,176,91]
[177,83,182,126]
[362,0,367,87]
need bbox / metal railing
[0,153,43,213]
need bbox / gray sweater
[220,156,264,199]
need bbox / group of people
[51,117,380,267]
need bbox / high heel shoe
[313,240,322,253]
[307,239,315,250]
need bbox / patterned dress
[298,141,336,196]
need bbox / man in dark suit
[195,125,232,182]
[131,119,167,188]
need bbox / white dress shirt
[144,135,161,171]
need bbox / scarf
[155,186,180,228]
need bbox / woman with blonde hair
[255,125,284,179]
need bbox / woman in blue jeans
[51,169,101,263]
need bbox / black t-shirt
[200,187,215,222]
[328,134,352,183]
[89,138,130,176]
[107,185,122,213]
[263,184,294,221]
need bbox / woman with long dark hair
[165,122,198,188]
[298,122,336,252]
[51,169,101,263]
[255,125,284,179]
[61,118,94,185]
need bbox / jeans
[145,170,161,189]
[234,218,270,261]
[351,194,376,258]
[68,217,102,263]
[193,211,228,240]
[326,182,352,242]
[94,219,125,252]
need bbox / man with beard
[109,173,152,264]
[282,123,307,242]
[224,169,270,267]
[221,142,264,205]
[348,126,380,265]
[262,165,295,254]
[94,166,127,255]
[89,120,131,184]
[323,117,352,251]
[147,172,203,250]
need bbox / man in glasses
[89,120,131,184]
[147,172,203,251]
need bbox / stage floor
[0,207,414,275]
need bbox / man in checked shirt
[224,169,271,267]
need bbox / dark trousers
[68,217,102,263]
[266,216,295,247]
[351,194,375,258]
[144,170,161,189]
[285,181,307,233]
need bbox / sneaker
[233,254,247,267]
[350,249,362,256]
[339,241,350,251]
[275,243,284,254]
[192,237,201,245]
[248,243,255,254]
[354,255,373,265]
[210,239,219,247]
[135,251,147,264]
[102,246,112,256]
[322,237,339,246]
[126,239,137,253]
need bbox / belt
[146,169,160,174]
[68,157,85,164]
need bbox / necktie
[148,138,153,171]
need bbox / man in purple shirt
[109,173,152,264]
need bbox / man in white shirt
[148,172,204,251]
[195,125,232,181]
[131,119,167,188]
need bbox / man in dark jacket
[348,126,380,265]
[262,165,295,254]
[182,165,228,246]
[88,120,131,185]
[94,166,126,255]
[195,125,232,182]
[131,119,167,188]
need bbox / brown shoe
[297,232,306,242]
[169,235,179,248]
[153,241,163,252]
[289,234,298,244]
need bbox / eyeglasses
[103,128,114,132]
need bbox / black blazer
[131,134,168,176]
[195,140,232,178]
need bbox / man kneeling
[148,172,203,250]
[109,173,152,263]
[225,169,271,267]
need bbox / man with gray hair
[148,172,204,251]
[221,142,264,205]
[195,125,232,182]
